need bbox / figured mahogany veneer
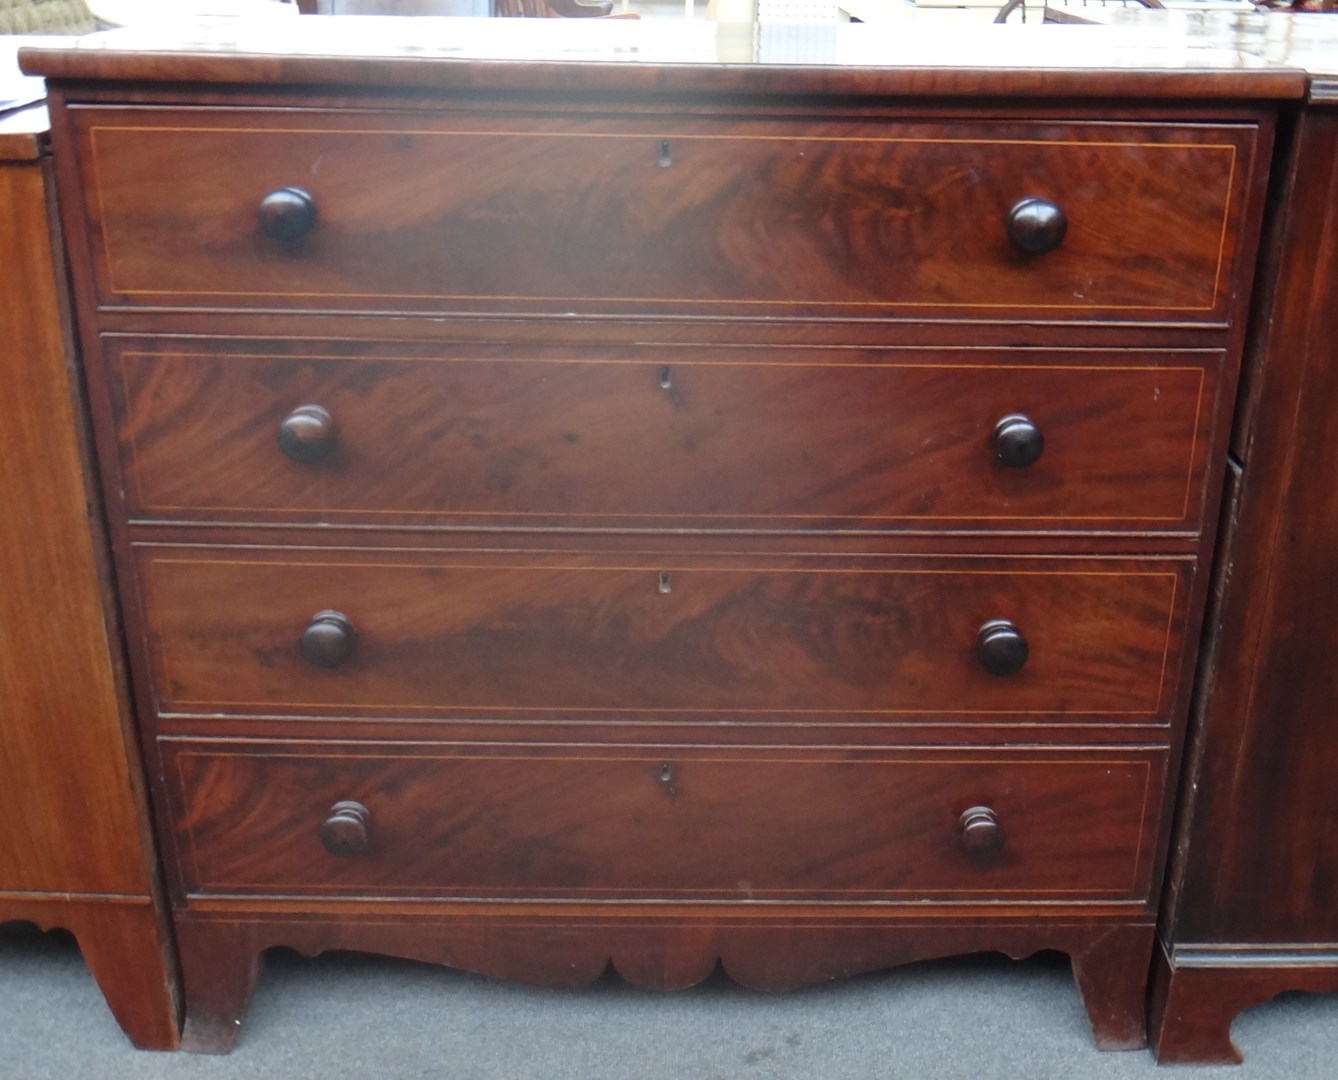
[24,22,1285,1054]
[107,340,1221,532]
[138,547,1189,723]
[71,108,1254,321]
[164,742,1163,901]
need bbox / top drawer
[70,107,1257,322]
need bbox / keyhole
[659,763,673,783]
[658,570,672,594]
[658,139,672,168]
[658,366,672,390]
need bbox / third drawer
[137,545,1193,724]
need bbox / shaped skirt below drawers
[162,741,1164,902]
[137,545,1191,725]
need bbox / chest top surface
[15,14,1324,101]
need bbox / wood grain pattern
[1150,110,1338,1063]
[1174,113,1338,943]
[137,546,1191,723]
[164,740,1162,900]
[108,340,1219,532]
[0,149,179,1046]
[0,160,152,890]
[73,107,1252,320]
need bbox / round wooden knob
[259,186,317,242]
[976,619,1029,676]
[993,414,1044,468]
[1007,197,1067,256]
[301,610,356,669]
[277,404,336,464]
[959,806,1005,858]
[319,800,370,857]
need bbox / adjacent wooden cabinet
[1150,92,1338,1065]
[0,104,178,1050]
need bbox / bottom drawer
[165,742,1163,902]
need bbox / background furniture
[0,101,178,1050]
[1149,76,1338,1066]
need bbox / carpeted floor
[2,922,1336,1079]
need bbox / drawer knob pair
[319,800,371,857]
[297,610,1026,676]
[259,186,317,243]
[1007,197,1067,256]
[259,188,1062,255]
[277,411,1043,473]
[959,806,1005,858]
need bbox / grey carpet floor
[2,922,1335,1079]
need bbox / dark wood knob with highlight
[259,186,317,242]
[959,806,1005,858]
[1007,197,1067,255]
[319,800,370,857]
[976,619,1028,676]
[993,414,1044,468]
[301,610,356,669]
[277,404,336,464]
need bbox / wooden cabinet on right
[1150,93,1338,1064]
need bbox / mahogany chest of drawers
[23,19,1298,1052]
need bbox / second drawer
[107,341,1218,533]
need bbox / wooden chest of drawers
[23,19,1296,1053]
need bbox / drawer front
[138,547,1191,722]
[164,742,1162,901]
[110,340,1217,533]
[75,107,1254,321]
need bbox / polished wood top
[17,16,1312,100]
